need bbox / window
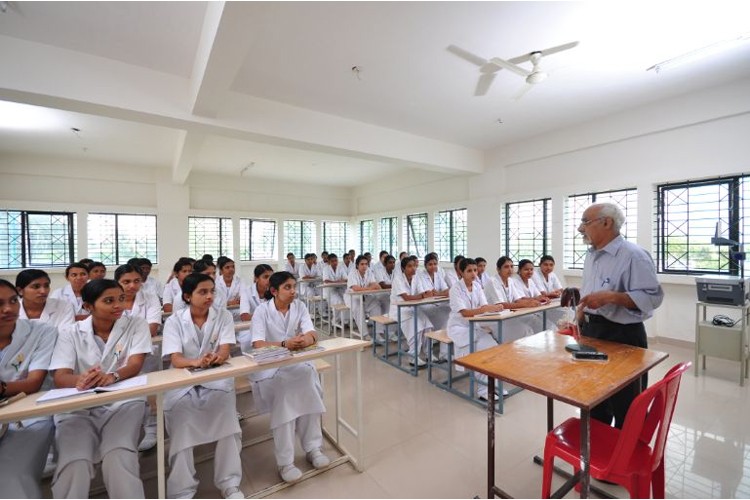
[322,221,348,256]
[434,208,467,262]
[283,220,315,258]
[358,220,373,255]
[239,219,277,261]
[188,217,233,259]
[502,199,550,264]
[87,213,158,265]
[380,217,398,256]
[657,176,749,275]
[404,213,428,258]
[565,189,638,269]
[0,210,76,269]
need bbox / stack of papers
[245,346,292,364]
[292,345,325,357]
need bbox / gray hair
[597,203,625,232]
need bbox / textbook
[292,344,326,356]
[244,346,292,364]
[37,375,148,403]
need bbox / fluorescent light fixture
[0,100,63,130]
[647,33,750,73]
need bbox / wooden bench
[424,329,463,390]
[369,315,398,356]
[331,304,350,337]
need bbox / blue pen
[601,277,610,287]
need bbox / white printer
[695,275,750,305]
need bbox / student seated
[238,264,273,351]
[49,262,90,321]
[447,259,504,401]
[486,257,538,341]
[0,279,57,499]
[16,269,75,329]
[532,255,564,298]
[87,262,107,280]
[390,255,434,367]
[133,258,163,302]
[322,254,349,321]
[115,264,162,452]
[418,252,451,330]
[216,257,243,320]
[374,255,396,313]
[250,272,330,484]
[49,279,151,498]
[475,257,490,289]
[162,273,244,499]
[346,256,384,339]
[283,253,301,278]
[299,253,324,318]
[162,258,194,314]
[444,255,464,289]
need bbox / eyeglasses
[579,216,605,227]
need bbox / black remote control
[573,351,608,360]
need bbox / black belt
[583,313,613,324]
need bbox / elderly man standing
[577,202,664,429]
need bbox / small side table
[695,301,750,386]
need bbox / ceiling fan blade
[512,83,535,101]
[474,73,496,96]
[446,45,487,67]
[539,41,579,57]
[489,57,530,78]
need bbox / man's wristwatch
[110,371,121,384]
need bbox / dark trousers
[580,315,648,429]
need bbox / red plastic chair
[541,362,691,499]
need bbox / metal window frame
[1,210,76,268]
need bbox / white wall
[352,78,750,344]
[2,78,749,344]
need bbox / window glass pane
[26,212,74,267]
[322,221,348,256]
[434,209,467,262]
[87,213,117,265]
[565,189,637,269]
[240,219,277,260]
[0,210,23,269]
[404,213,428,258]
[283,220,315,258]
[658,180,732,274]
[188,217,233,259]
[358,220,373,255]
[503,199,550,264]
[117,214,158,264]
[379,217,398,256]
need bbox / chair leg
[652,460,665,499]
[541,440,555,498]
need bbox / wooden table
[454,330,668,499]
[0,337,368,499]
[395,296,449,376]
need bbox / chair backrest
[606,362,691,475]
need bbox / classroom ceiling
[0,1,749,187]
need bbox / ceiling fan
[446,45,529,96]
[490,41,579,100]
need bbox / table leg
[547,397,553,432]
[359,294,366,340]
[413,305,418,376]
[580,409,591,498]
[156,391,165,499]
[488,376,495,499]
[469,321,475,398]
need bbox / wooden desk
[395,296,449,376]
[0,337,368,499]
[455,330,668,499]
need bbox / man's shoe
[138,433,157,452]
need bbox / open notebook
[37,375,148,403]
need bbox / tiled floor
[59,333,750,498]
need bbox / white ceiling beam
[172,130,205,184]
[189,2,256,118]
[0,35,484,175]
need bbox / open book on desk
[37,375,148,403]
